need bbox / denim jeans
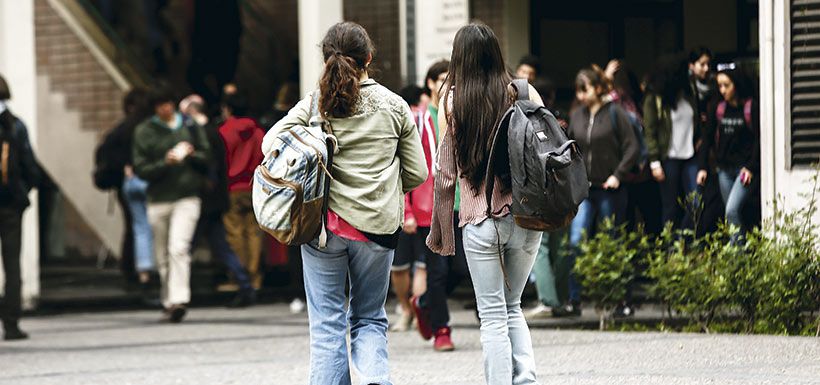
[660,158,699,229]
[123,176,155,272]
[567,188,627,302]
[717,167,752,231]
[301,231,394,385]
[462,214,541,385]
[532,228,569,308]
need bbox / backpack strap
[510,79,530,101]
[743,99,753,128]
[484,108,515,218]
[716,100,727,123]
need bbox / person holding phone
[696,68,759,234]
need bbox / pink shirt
[327,210,369,242]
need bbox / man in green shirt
[133,88,211,323]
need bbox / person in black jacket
[696,69,759,234]
[562,66,640,316]
[96,89,155,295]
[0,74,42,341]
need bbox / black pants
[625,179,663,236]
[0,207,23,324]
[421,212,470,330]
[116,189,136,278]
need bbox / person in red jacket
[218,93,265,289]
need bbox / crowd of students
[0,18,761,385]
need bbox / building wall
[345,0,402,91]
[33,0,128,258]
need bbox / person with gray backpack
[426,23,586,385]
[259,22,427,385]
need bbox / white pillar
[503,0,531,70]
[413,0,469,85]
[298,0,343,98]
[0,0,40,309]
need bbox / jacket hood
[225,117,259,141]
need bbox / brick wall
[34,0,124,136]
[344,0,402,91]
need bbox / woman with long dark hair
[262,22,427,384]
[643,55,702,230]
[426,23,544,384]
[696,68,759,233]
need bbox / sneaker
[433,327,455,352]
[162,305,187,323]
[410,296,433,340]
[216,282,240,292]
[552,302,582,317]
[524,303,554,320]
[611,303,635,319]
[390,312,414,332]
[289,298,306,314]
[227,290,256,308]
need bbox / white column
[0,0,40,309]
[298,0,343,98]
[503,0,531,69]
[413,0,468,85]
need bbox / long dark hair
[319,22,374,118]
[444,23,513,192]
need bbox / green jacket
[642,92,700,163]
[133,113,211,203]
[262,79,428,235]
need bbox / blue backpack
[252,93,337,247]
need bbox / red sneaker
[433,327,455,352]
[410,296,433,340]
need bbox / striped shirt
[426,85,543,256]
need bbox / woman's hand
[603,175,620,190]
[651,167,666,182]
[403,217,418,235]
[740,167,753,186]
[696,170,708,186]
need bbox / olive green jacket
[642,92,700,164]
[262,79,428,235]
[133,114,211,203]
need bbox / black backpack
[485,79,589,231]
[0,123,23,206]
[92,130,126,190]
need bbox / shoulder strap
[743,99,753,127]
[484,108,515,217]
[716,101,727,123]
[655,96,663,118]
[511,79,530,101]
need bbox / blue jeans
[568,188,627,302]
[193,213,253,292]
[122,176,154,272]
[301,232,394,385]
[463,214,541,385]
[660,158,699,229]
[717,167,752,231]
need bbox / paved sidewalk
[1,302,818,385]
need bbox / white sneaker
[389,312,414,332]
[290,298,306,314]
[525,303,554,320]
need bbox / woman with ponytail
[262,22,427,385]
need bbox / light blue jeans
[717,167,752,232]
[122,176,155,272]
[463,214,542,385]
[301,231,394,385]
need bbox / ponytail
[319,53,361,118]
[318,22,375,119]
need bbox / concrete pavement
[1,302,818,385]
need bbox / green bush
[575,167,820,335]
[573,219,649,330]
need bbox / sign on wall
[413,0,469,86]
